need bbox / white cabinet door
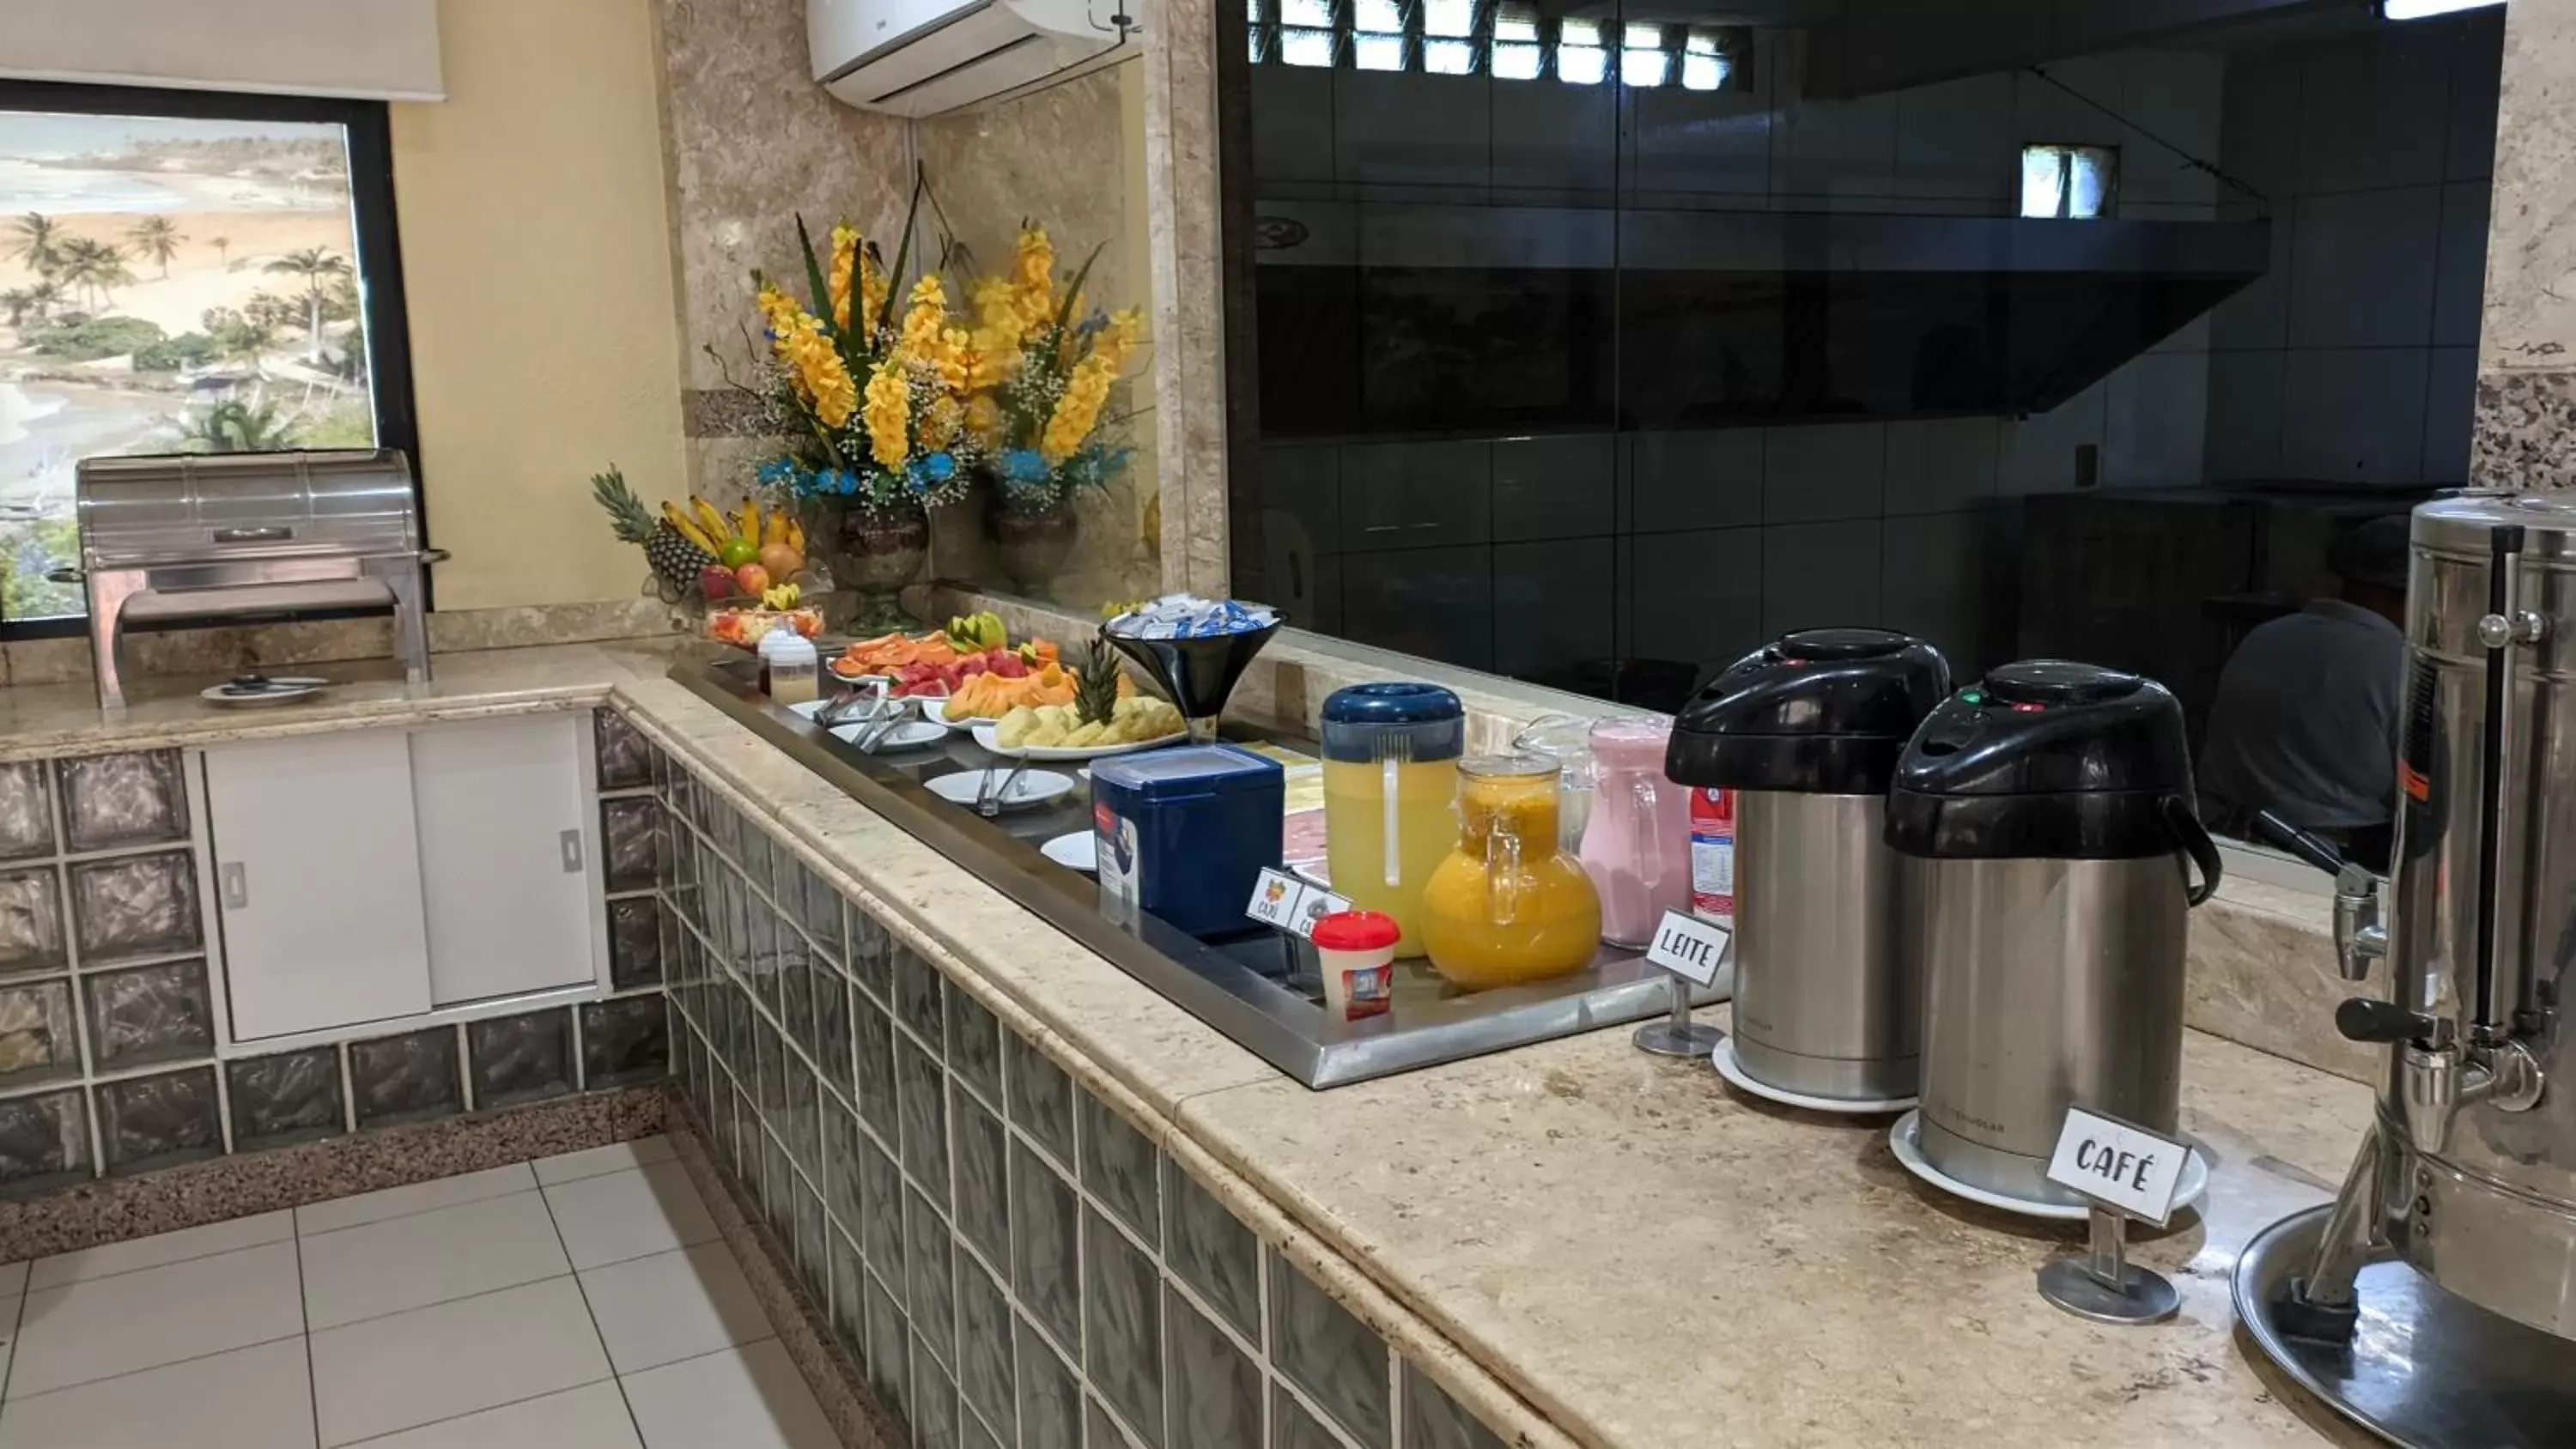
[206,730,434,1041]
[411,713,598,1006]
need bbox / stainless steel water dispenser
[2239,494,2576,1448]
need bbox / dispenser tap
[2396,1036,2543,1154]
[2249,811,2387,982]
[2331,864,2386,982]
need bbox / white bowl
[829,718,948,752]
[918,698,979,731]
[1040,832,1097,872]
[923,768,1077,811]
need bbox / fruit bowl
[707,607,823,650]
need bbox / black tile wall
[1080,1092,1161,1243]
[1011,1140,1081,1352]
[348,1027,463,1129]
[1273,1256,1392,1446]
[955,1251,1014,1430]
[953,1093,1009,1265]
[1018,1317,1082,1449]
[468,1009,576,1109]
[593,710,655,791]
[95,1064,221,1173]
[1404,1361,1509,1449]
[908,1186,957,1370]
[68,851,200,963]
[0,867,67,976]
[0,978,77,1087]
[650,752,1518,1449]
[58,751,189,853]
[1165,1155,1262,1343]
[582,996,669,1089]
[1005,1031,1074,1167]
[1167,1286,1262,1449]
[82,959,213,1069]
[0,762,55,860]
[227,1047,344,1149]
[602,797,662,893]
[0,1088,88,1194]
[608,896,664,991]
[1084,1206,1164,1446]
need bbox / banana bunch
[670,496,805,571]
[945,610,1007,653]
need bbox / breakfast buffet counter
[11,638,2379,1448]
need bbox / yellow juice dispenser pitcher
[1419,754,1602,989]
[1321,683,1464,957]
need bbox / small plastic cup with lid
[1309,910,1400,1022]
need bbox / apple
[735,562,772,597]
[699,565,735,601]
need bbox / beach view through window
[0,111,375,623]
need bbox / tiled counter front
[647,738,1511,1449]
[0,714,671,1196]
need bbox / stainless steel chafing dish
[54,450,445,709]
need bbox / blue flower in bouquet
[922,451,957,482]
[757,457,803,491]
[999,448,1052,494]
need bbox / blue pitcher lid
[1321,682,1462,725]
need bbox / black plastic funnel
[1105,617,1285,742]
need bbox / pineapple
[592,466,715,590]
[1072,638,1122,728]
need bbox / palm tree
[129,216,183,279]
[264,246,349,361]
[204,307,276,374]
[186,399,291,452]
[209,235,232,269]
[3,213,62,279]
[0,287,40,329]
[54,239,134,311]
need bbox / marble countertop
[0,640,2385,1448]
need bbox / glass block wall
[650,731,1510,1449]
[0,718,671,1197]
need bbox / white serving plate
[1040,832,1097,873]
[923,768,1077,811]
[829,719,948,753]
[970,722,1188,761]
[1711,1037,1916,1115]
[1886,1109,2209,1224]
[917,698,977,731]
[202,677,329,707]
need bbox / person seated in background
[2199,514,2411,875]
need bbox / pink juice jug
[1579,717,1692,948]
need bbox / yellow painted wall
[388,0,686,611]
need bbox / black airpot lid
[1886,659,2200,860]
[1665,628,1951,795]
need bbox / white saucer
[1886,1109,2209,1224]
[923,768,1076,811]
[1040,832,1096,872]
[829,718,947,752]
[1710,1037,1917,1115]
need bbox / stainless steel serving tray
[677,658,1722,1088]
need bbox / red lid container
[1310,910,1400,953]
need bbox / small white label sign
[2045,1108,2194,1228]
[1643,909,1730,988]
[1245,870,1350,939]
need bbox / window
[2020,143,2120,219]
[0,82,416,632]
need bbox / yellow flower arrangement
[827,223,860,331]
[1011,227,1056,332]
[1040,308,1141,464]
[861,361,910,470]
[757,282,858,429]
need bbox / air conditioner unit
[810,0,1139,118]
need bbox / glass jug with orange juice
[1321,683,1463,957]
[1419,755,1602,988]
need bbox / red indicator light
[2012,702,2045,713]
